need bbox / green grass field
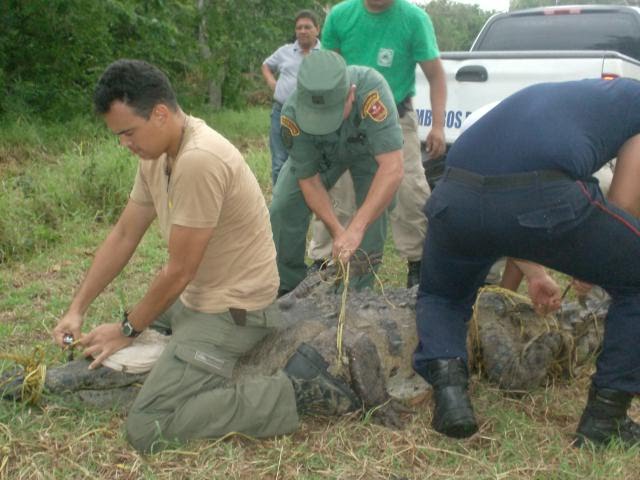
[1,108,639,479]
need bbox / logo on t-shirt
[377,48,394,68]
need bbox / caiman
[0,269,608,426]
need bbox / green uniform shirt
[280,66,403,180]
[322,0,440,103]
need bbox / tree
[0,0,330,117]
[510,0,640,10]
[0,0,501,117]
[425,0,494,51]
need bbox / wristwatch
[121,311,141,338]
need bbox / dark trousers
[414,167,640,393]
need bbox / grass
[1,107,640,478]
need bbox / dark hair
[295,9,319,28]
[93,59,178,118]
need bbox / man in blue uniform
[414,78,640,447]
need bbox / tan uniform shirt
[130,116,279,313]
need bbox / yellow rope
[0,347,47,405]
[335,258,350,366]
[469,284,591,381]
[333,249,395,366]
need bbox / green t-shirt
[280,66,403,180]
[322,0,440,103]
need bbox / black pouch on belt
[396,96,412,118]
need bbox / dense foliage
[510,0,640,9]
[0,0,494,119]
[426,0,493,51]
[0,0,332,118]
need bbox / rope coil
[0,347,47,404]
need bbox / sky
[453,0,509,12]
[414,0,510,13]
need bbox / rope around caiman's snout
[0,348,47,404]
[0,339,79,405]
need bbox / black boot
[575,385,640,447]
[426,358,478,438]
[407,261,421,288]
[284,343,360,416]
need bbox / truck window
[476,11,640,61]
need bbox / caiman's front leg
[346,332,410,428]
[307,327,409,429]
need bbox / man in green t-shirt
[270,50,404,294]
[307,0,446,288]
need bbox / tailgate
[414,51,616,145]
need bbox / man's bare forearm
[299,174,344,236]
[349,150,403,234]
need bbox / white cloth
[102,329,170,374]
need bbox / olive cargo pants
[125,300,298,453]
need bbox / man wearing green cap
[270,50,404,294]
[307,0,446,289]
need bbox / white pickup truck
[415,4,640,184]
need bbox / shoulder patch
[281,115,300,136]
[280,115,299,149]
[361,91,388,122]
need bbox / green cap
[294,51,349,135]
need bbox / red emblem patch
[280,115,300,136]
[362,91,388,122]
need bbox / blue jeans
[269,102,288,186]
[414,168,640,393]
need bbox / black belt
[229,308,247,326]
[397,96,412,118]
[444,167,570,188]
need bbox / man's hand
[332,226,365,264]
[53,312,83,347]
[526,273,562,315]
[426,126,446,160]
[80,323,134,369]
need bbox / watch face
[122,321,133,337]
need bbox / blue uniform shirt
[448,78,640,179]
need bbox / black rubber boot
[575,385,640,447]
[407,261,421,288]
[284,343,360,416]
[426,358,478,438]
